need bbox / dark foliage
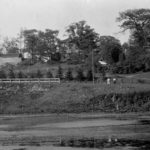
[51,52,61,61]
[8,69,15,78]
[76,68,85,81]
[86,69,93,81]
[56,66,63,79]
[46,69,53,78]
[17,71,24,78]
[28,72,36,78]
[65,68,73,81]
[0,70,7,78]
[35,69,43,78]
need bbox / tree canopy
[117,9,150,47]
[98,36,122,64]
[66,20,99,57]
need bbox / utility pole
[92,47,94,85]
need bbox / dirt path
[0,113,149,149]
[35,119,135,128]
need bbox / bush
[65,68,73,81]
[0,70,7,78]
[19,59,33,66]
[137,79,146,84]
[86,69,93,81]
[8,69,15,78]
[46,69,53,78]
[76,68,85,81]
[56,66,63,79]
[28,72,36,78]
[35,69,43,78]
[17,71,24,78]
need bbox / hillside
[0,57,21,66]
[0,82,150,114]
[129,72,150,80]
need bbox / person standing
[107,78,110,85]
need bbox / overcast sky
[0,0,150,43]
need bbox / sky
[0,0,150,43]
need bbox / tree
[86,69,93,81]
[98,36,122,64]
[46,70,53,78]
[17,71,24,78]
[66,20,99,59]
[116,9,150,73]
[0,70,6,78]
[117,9,150,48]
[27,72,36,78]
[36,69,43,78]
[56,66,63,79]
[65,68,73,81]
[85,51,100,72]
[37,29,59,61]
[76,68,85,81]
[8,68,15,78]
[2,37,19,54]
[23,29,39,63]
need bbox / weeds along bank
[0,82,150,114]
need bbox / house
[23,52,32,59]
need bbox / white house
[23,52,32,59]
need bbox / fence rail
[0,78,60,84]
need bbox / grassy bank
[0,82,150,114]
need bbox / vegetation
[65,68,73,81]
[36,69,43,78]
[17,70,24,78]
[115,9,150,73]
[76,68,85,81]
[0,8,150,114]
[8,68,15,78]
[0,82,150,114]
[56,65,63,79]
[46,69,53,78]
[1,8,150,74]
[86,69,93,81]
[0,70,6,78]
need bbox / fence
[0,78,60,84]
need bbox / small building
[23,52,32,59]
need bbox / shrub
[28,72,36,78]
[137,79,146,84]
[8,68,15,78]
[86,69,93,81]
[19,59,33,66]
[0,70,7,78]
[36,69,43,78]
[76,68,85,81]
[56,66,63,79]
[17,71,24,78]
[46,69,53,78]
[65,68,73,81]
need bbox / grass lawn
[37,81,150,103]
[130,72,150,80]
[0,57,21,66]
[119,71,150,82]
[1,81,150,114]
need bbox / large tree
[66,20,99,59]
[37,29,59,61]
[23,29,39,62]
[98,36,122,64]
[117,9,150,48]
[2,37,19,54]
